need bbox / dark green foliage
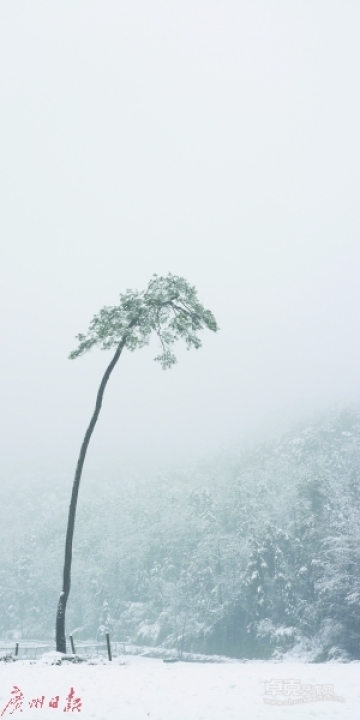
[69,274,218,368]
[55,273,217,652]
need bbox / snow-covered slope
[2,406,360,660]
[1,655,358,720]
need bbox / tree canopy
[55,273,218,653]
[69,274,218,368]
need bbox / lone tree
[55,273,218,652]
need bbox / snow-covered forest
[2,406,360,662]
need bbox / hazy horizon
[1,2,360,478]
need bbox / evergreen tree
[56,274,218,652]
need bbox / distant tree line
[1,407,360,661]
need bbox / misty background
[1,1,360,476]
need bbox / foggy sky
[1,2,360,475]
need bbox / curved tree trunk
[56,337,127,652]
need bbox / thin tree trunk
[56,336,127,652]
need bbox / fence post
[106,633,112,661]
[15,643,19,657]
[69,635,76,654]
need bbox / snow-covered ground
[0,654,358,720]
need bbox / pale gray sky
[1,1,360,473]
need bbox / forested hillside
[2,406,360,660]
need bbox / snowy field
[0,654,358,720]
